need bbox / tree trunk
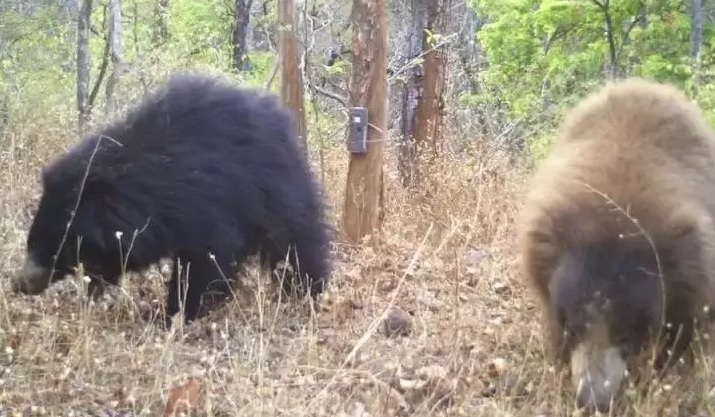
[153,0,169,45]
[342,0,387,244]
[105,0,123,115]
[397,0,427,188]
[456,0,482,94]
[414,0,450,164]
[251,1,273,52]
[233,0,253,71]
[456,2,488,136]
[278,0,308,154]
[690,0,704,75]
[77,0,93,135]
[591,0,618,79]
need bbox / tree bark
[77,0,93,135]
[456,0,483,94]
[105,0,123,115]
[690,0,704,73]
[456,1,488,135]
[252,1,272,52]
[233,0,253,71]
[342,0,387,244]
[414,0,450,164]
[591,0,618,79]
[153,0,170,45]
[278,0,308,154]
[397,0,427,188]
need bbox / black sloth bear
[12,73,333,325]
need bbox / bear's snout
[571,342,627,413]
[12,258,51,295]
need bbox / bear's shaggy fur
[517,78,715,411]
[13,73,333,324]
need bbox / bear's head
[12,146,129,295]
[549,211,710,413]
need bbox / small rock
[383,308,413,338]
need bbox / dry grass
[1,112,715,417]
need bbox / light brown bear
[517,78,715,412]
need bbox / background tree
[396,0,427,188]
[233,0,253,71]
[105,0,123,115]
[153,0,170,45]
[471,0,715,159]
[278,0,308,153]
[76,0,93,134]
[690,0,704,84]
[413,0,451,177]
[342,0,388,244]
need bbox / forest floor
[0,120,714,416]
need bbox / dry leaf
[162,378,204,417]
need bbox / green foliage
[467,0,715,161]
[237,51,277,90]
[526,131,557,163]
[0,0,287,130]
[323,58,348,77]
[164,0,233,66]
[0,0,352,160]
[0,6,76,121]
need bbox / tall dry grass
[0,100,713,417]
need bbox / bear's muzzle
[12,257,51,295]
[570,341,627,413]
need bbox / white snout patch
[570,342,627,412]
[11,257,51,295]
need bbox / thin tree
[397,0,427,188]
[591,0,645,80]
[591,0,618,79]
[105,0,123,115]
[278,0,308,153]
[77,0,93,135]
[153,0,170,45]
[233,0,253,70]
[413,0,451,166]
[690,0,704,85]
[342,0,387,244]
